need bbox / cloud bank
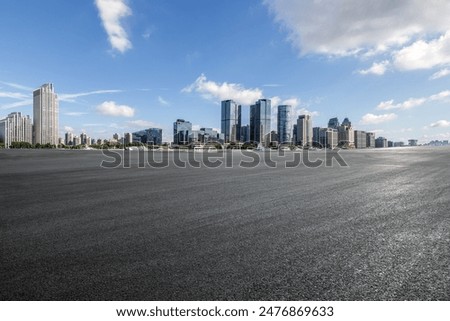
[265,0,450,73]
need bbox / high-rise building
[292,124,297,144]
[124,133,132,145]
[133,128,163,145]
[240,125,250,143]
[277,105,292,144]
[250,99,271,146]
[173,119,192,145]
[33,83,59,145]
[354,130,367,148]
[337,117,354,148]
[366,132,375,148]
[312,127,337,149]
[221,100,241,143]
[328,117,340,129]
[65,132,74,146]
[296,114,312,147]
[408,139,418,146]
[0,112,33,147]
[80,133,90,145]
[375,137,388,148]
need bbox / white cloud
[0,91,29,99]
[393,31,450,70]
[64,126,74,133]
[430,120,450,128]
[0,81,33,91]
[361,113,398,124]
[358,60,390,75]
[65,112,88,116]
[95,0,132,53]
[96,101,134,117]
[429,90,450,101]
[430,68,450,80]
[59,89,122,102]
[158,96,169,105]
[126,119,160,128]
[182,74,263,105]
[265,0,450,57]
[377,90,450,110]
[377,97,427,110]
[0,99,32,110]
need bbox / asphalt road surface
[1,147,449,300]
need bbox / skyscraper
[296,114,312,147]
[328,117,340,129]
[33,83,59,145]
[337,117,354,148]
[0,112,33,147]
[221,100,241,143]
[277,105,292,144]
[250,99,271,146]
[173,119,192,145]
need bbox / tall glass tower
[33,83,59,145]
[173,119,192,145]
[221,100,241,143]
[277,105,292,144]
[250,99,271,145]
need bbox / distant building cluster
[1,84,447,149]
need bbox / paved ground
[1,147,449,300]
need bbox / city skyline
[1,1,450,144]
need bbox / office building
[277,105,292,144]
[250,99,271,146]
[65,132,74,146]
[292,124,297,144]
[319,127,338,149]
[0,112,33,147]
[296,114,312,147]
[240,125,250,143]
[133,128,163,145]
[375,137,388,148]
[80,133,90,145]
[124,133,132,145]
[173,119,192,145]
[328,117,340,129]
[221,100,241,143]
[337,117,354,148]
[354,130,367,148]
[408,139,418,146]
[366,132,375,148]
[33,83,59,145]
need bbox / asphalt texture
[1,147,449,300]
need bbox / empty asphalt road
[1,147,449,300]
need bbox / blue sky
[1,0,450,143]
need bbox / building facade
[33,83,59,145]
[296,114,312,147]
[354,130,367,149]
[328,117,340,129]
[375,137,388,148]
[250,99,271,146]
[366,132,375,148]
[277,105,292,144]
[221,100,241,143]
[0,112,33,147]
[173,119,192,145]
[133,128,163,145]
